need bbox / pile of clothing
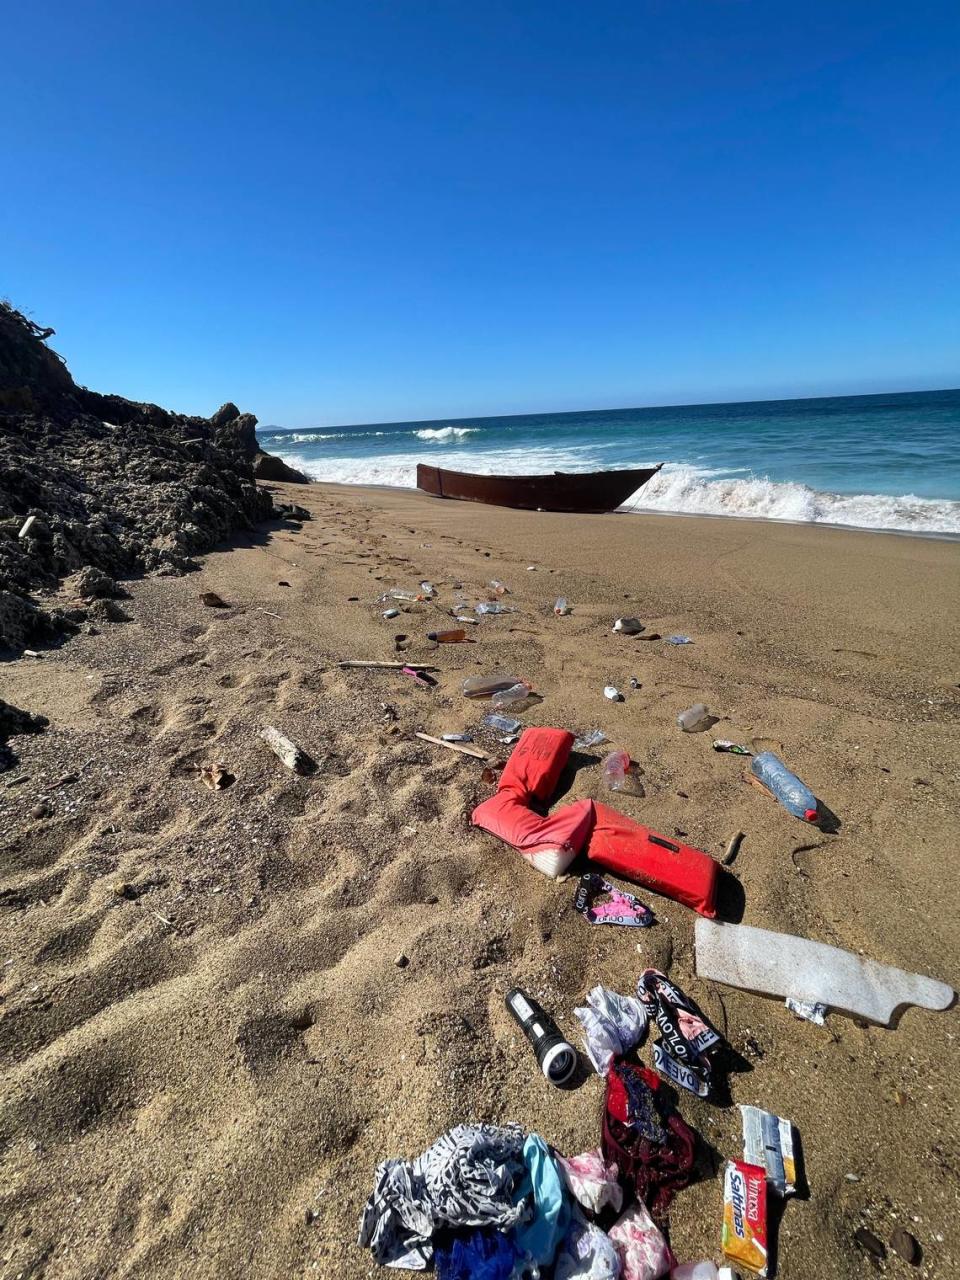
[358,1100,699,1278]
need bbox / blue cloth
[510,1134,571,1271]
[435,1228,519,1280]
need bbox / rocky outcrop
[253,451,310,483]
[0,302,305,651]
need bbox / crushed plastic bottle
[666,634,693,645]
[379,588,423,604]
[677,703,712,732]
[603,685,623,702]
[462,672,524,699]
[751,752,819,821]
[601,750,645,796]
[491,681,534,709]
[573,729,609,751]
[419,581,437,597]
[554,596,571,615]
[488,579,510,595]
[475,602,516,616]
[613,617,645,634]
[483,713,522,734]
[454,615,479,625]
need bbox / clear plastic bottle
[379,588,421,604]
[573,729,609,750]
[554,597,571,615]
[462,672,523,699]
[483,713,522,734]
[751,751,819,821]
[475,602,516,615]
[491,681,533,708]
[419,581,437,597]
[677,703,711,732]
[601,750,645,795]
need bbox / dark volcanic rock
[0,302,288,651]
[253,451,310,483]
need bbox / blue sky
[3,1,959,426]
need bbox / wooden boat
[416,462,662,513]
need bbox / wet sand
[1,481,958,1278]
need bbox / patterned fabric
[574,985,649,1075]
[555,1148,623,1216]
[635,969,724,1099]
[608,1203,675,1280]
[554,1214,622,1279]
[602,1060,697,1218]
[358,1124,527,1270]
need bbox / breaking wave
[624,465,960,534]
[414,426,477,441]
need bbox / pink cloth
[608,1203,675,1280]
[555,1148,623,1215]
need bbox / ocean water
[257,389,960,536]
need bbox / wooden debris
[338,660,437,670]
[260,726,316,775]
[723,830,745,866]
[415,732,491,761]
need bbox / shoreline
[275,475,960,542]
[2,478,958,1277]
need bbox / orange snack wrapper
[722,1159,768,1275]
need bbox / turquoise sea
[258,389,960,536]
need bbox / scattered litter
[527,564,537,571]
[491,681,534,709]
[22,649,41,659]
[629,676,640,689]
[402,665,437,688]
[427,628,470,643]
[785,997,827,1025]
[442,732,473,742]
[573,729,609,751]
[714,739,752,755]
[751,752,819,821]
[666,635,693,645]
[483,713,522,734]
[554,597,571,615]
[419,581,436,597]
[609,1201,675,1280]
[601,750,645,795]
[379,587,425,604]
[382,607,400,619]
[475,601,516,615]
[18,515,38,539]
[574,985,648,1075]
[575,874,654,928]
[259,726,316,776]
[197,762,235,791]
[739,1105,798,1196]
[462,672,525,698]
[199,591,229,608]
[722,1161,768,1277]
[415,732,490,761]
[677,703,712,733]
[723,830,745,866]
[339,659,436,670]
[695,917,955,1026]
[603,1058,697,1214]
[488,579,510,595]
[613,617,645,635]
[555,1149,622,1215]
[637,969,725,1099]
[603,685,623,702]
[256,608,281,618]
[454,614,479,624]
[505,988,578,1086]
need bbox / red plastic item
[496,727,575,801]
[472,790,595,864]
[588,802,718,918]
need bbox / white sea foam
[272,447,960,536]
[624,464,960,534]
[414,426,477,441]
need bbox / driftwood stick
[723,830,745,866]
[339,660,438,671]
[260,725,316,775]
[415,732,492,761]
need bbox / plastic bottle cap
[804,808,818,821]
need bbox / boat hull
[415,463,662,513]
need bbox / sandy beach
[1,482,958,1279]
